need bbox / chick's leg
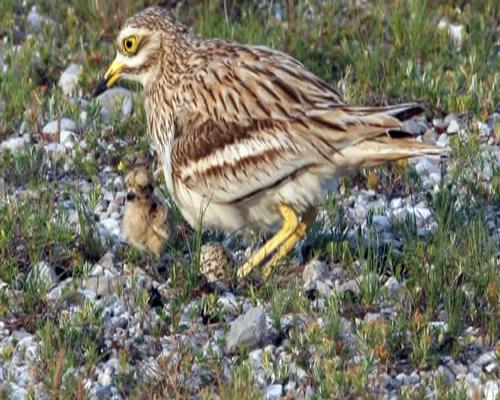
[262,207,317,279]
[237,204,299,278]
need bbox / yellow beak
[104,59,124,88]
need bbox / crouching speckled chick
[122,166,174,256]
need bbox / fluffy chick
[122,167,173,256]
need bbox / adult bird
[95,7,439,279]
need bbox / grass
[0,0,498,399]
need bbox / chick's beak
[93,58,124,97]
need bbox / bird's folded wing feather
[172,118,319,204]
[173,42,406,203]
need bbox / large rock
[225,306,267,354]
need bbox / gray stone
[27,6,43,32]
[432,118,448,132]
[446,118,465,134]
[27,261,57,289]
[249,349,263,369]
[395,372,409,385]
[364,313,384,324]
[423,129,438,144]
[225,306,267,354]
[409,371,420,385]
[42,118,79,136]
[303,259,330,292]
[372,214,391,230]
[402,119,427,136]
[337,279,360,295]
[58,63,82,96]
[438,365,455,385]
[100,217,120,236]
[1,137,27,153]
[7,384,29,400]
[448,362,468,376]
[96,87,134,122]
[60,130,76,147]
[265,384,283,400]
[436,133,449,147]
[218,292,240,316]
[44,143,67,160]
[384,276,401,296]
[82,276,118,297]
[474,351,496,367]
[94,384,112,400]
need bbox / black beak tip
[93,77,108,98]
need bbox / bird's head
[124,167,153,202]
[94,7,192,96]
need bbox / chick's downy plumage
[122,167,173,256]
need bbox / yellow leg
[237,204,299,278]
[262,207,317,279]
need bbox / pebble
[0,137,28,153]
[448,362,468,376]
[474,351,496,367]
[438,365,455,385]
[372,214,391,230]
[42,118,79,136]
[303,259,330,293]
[265,384,283,400]
[96,87,134,122]
[249,348,263,369]
[27,261,57,289]
[82,276,119,297]
[100,217,120,236]
[27,6,44,32]
[423,128,438,144]
[384,276,401,296]
[447,119,462,134]
[44,143,67,161]
[58,63,82,96]
[337,279,360,295]
[402,118,428,136]
[436,133,449,147]
[364,313,384,324]
[225,306,267,354]
[217,292,240,316]
[6,384,29,400]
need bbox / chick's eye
[123,36,138,54]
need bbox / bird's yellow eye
[123,35,139,54]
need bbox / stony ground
[0,1,499,399]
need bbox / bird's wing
[172,117,319,204]
[174,41,416,203]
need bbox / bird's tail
[324,102,441,171]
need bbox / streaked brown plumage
[122,167,173,257]
[100,7,440,279]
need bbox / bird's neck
[144,85,176,196]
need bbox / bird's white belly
[172,167,339,234]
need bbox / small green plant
[71,190,109,262]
